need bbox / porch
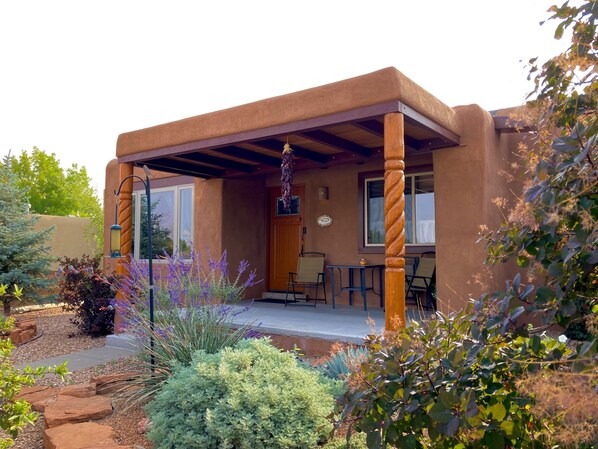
[107,68,464,330]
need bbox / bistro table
[328,264,385,311]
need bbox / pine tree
[0,155,54,315]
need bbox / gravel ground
[9,307,106,365]
[7,308,153,449]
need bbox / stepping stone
[44,395,113,428]
[16,385,60,412]
[92,372,138,395]
[60,383,97,398]
[43,422,117,449]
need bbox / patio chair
[405,252,436,310]
[285,252,326,307]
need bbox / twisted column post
[114,162,133,332]
[384,113,406,330]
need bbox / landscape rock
[16,385,59,412]
[44,395,113,428]
[20,328,36,342]
[16,318,37,332]
[7,329,21,344]
[59,383,97,398]
[92,372,138,395]
[80,442,133,449]
[43,422,116,449]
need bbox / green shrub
[317,345,368,380]
[340,308,571,449]
[147,338,336,449]
[0,287,67,449]
[321,432,367,449]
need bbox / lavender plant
[115,249,260,402]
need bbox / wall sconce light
[318,186,329,201]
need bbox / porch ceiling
[116,68,462,179]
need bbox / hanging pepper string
[281,142,294,212]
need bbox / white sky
[0,0,565,196]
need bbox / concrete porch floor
[106,299,434,356]
[232,299,432,344]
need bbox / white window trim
[364,172,434,247]
[132,184,194,260]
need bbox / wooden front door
[268,186,304,291]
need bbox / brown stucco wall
[34,215,97,270]
[433,105,531,312]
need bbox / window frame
[132,183,194,261]
[358,169,436,254]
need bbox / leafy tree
[0,286,67,449]
[0,155,54,316]
[8,147,103,253]
[483,0,597,340]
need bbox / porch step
[261,291,307,301]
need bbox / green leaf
[483,430,506,449]
[429,402,453,423]
[516,255,529,267]
[548,261,564,277]
[488,402,507,421]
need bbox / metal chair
[285,252,326,307]
[405,252,436,310]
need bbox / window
[131,184,193,259]
[363,173,435,247]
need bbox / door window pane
[276,196,300,216]
[179,188,193,258]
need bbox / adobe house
[103,67,529,329]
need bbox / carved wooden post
[114,162,133,332]
[384,113,406,330]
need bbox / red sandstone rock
[16,318,37,332]
[44,395,113,428]
[20,328,36,342]
[43,422,116,449]
[59,383,97,398]
[80,442,132,449]
[7,329,21,344]
[16,385,59,412]
[92,372,138,395]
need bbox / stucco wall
[33,215,97,270]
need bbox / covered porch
[106,67,464,329]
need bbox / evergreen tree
[0,155,54,315]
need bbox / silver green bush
[146,338,337,449]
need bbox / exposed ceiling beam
[251,138,328,164]
[148,157,225,177]
[299,130,371,158]
[353,119,420,151]
[140,163,211,179]
[216,146,281,167]
[176,152,254,173]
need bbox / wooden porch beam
[176,152,254,173]
[216,146,282,167]
[251,138,329,164]
[384,113,406,330]
[300,130,371,158]
[148,157,225,177]
[141,162,211,179]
